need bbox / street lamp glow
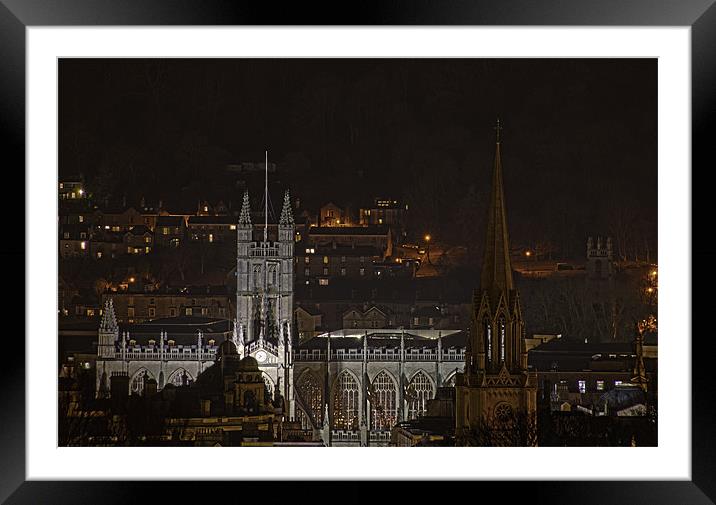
[424,234,431,242]
[525,250,532,257]
[78,189,84,196]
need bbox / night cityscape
[58,58,657,447]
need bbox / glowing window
[332,372,359,430]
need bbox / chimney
[110,372,130,412]
[145,378,157,397]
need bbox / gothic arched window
[130,368,153,395]
[296,370,323,426]
[499,316,506,362]
[407,371,434,420]
[484,318,492,364]
[297,371,323,427]
[168,368,193,387]
[371,371,397,430]
[332,371,359,430]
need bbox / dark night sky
[59,58,657,259]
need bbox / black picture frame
[2,1,712,503]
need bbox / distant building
[359,197,408,244]
[295,242,383,285]
[58,177,85,200]
[124,225,154,255]
[586,236,614,280]
[90,231,124,260]
[306,225,392,256]
[342,305,392,329]
[59,223,91,258]
[102,287,231,323]
[93,207,146,234]
[187,215,237,243]
[155,215,187,248]
[319,202,354,227]
[294,306,324,343]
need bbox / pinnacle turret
[100,298,118,333]
[239,190,252,226]
[280,189,294,226]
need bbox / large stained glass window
[407,371,435,420]
[371,371,397,430]
[296,371,323,427]
[332,371,359,430]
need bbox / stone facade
[292,329,466,446]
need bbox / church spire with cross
[456,120,537,443]
[480,117,514,307]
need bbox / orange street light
[525,250,532,257]
[424,234,431,242]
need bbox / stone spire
[280,189,294,226]
[239,190,252,226]
[480,118,514,307]
[100,298,118,333]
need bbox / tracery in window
[371,371,397,430]
[407,371,434,420]
[332,371,359,430]
[296,371,323,428]
[130,368,154,395]
[168,368,193,387]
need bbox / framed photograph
[3,0,713,503]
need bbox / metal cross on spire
[494,117,503,143]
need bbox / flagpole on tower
[264,150,268,243]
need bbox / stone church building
[95,189,297,419]
[455,124,538,444]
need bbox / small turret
[280,189,295,226]
[98,298,119,358]
[239,190,252,227]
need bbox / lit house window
[596,380,605,391]
[360,268,365,276]
[614,380,623,386]
[80,242,86,250]
[319,279,329,286]
[323,267,329,275]
[78,215,84,223]
[230,225,236,230]
[186,307,193,316]
[578,380,586,394]
[323,256,329,264]
[341,268,346,276]
[304,268,310,276]
[304,257,310,264]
